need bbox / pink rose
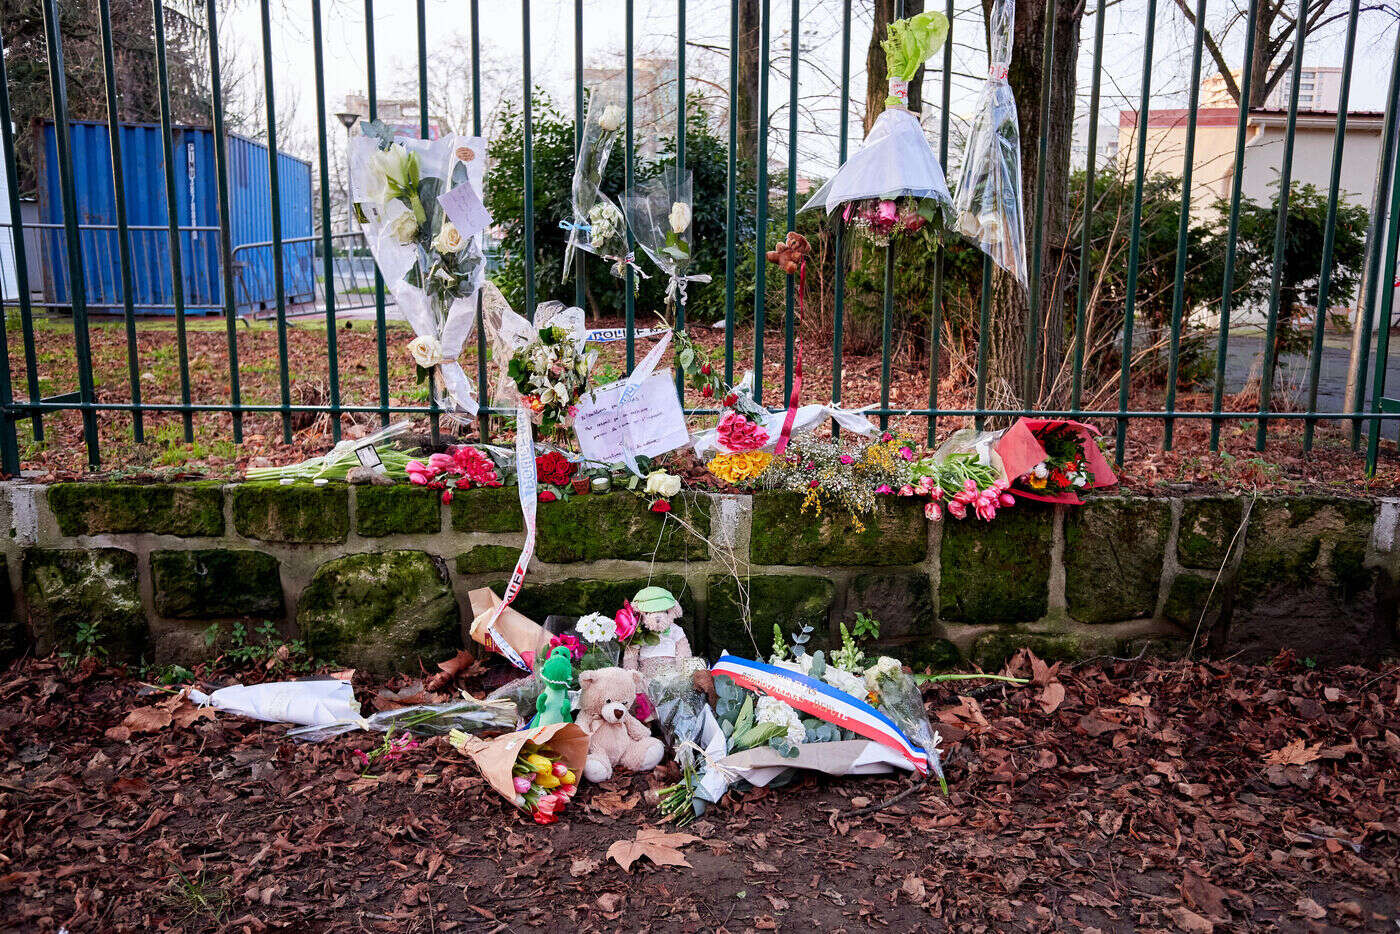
[614,600,638,642]
[717,412,770,453]
[839,455,854,465]
[633,691,654,722]
[875,199,898,229]
[899,446,914,461]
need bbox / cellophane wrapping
[952,0,1028,287]
[564,82,631,278]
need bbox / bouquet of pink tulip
[405,444,504,504]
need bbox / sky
[216,0,1400,181]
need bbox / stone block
[48,481,223,537]
[356,485,442,537]
[450,486,525,533]
[939,506,1053,624]
[1177,497,1245,568]
[232,483,349,543]
[151,549,283,619]
[849,571,935,640]
[23,547,145,660]
[455,545,521,576]
[706,573,835,659]
[749,492,926,566]
[535,493,709,563]
[1064,497,1170,622]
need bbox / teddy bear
[576,667,665,783]
[621,586,698,681]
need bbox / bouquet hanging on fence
[801,12,953,243]
[624,166,709,310]
[563,83,638,279]
[481,289,595,443]
[952,0,1027,286]
[350,126,492,416]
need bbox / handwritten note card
[573,370,690,464]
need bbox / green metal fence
[2,0,1399,475]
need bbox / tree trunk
[982,0,1081,415]
[735,0,761,173]
[864,0,925,136]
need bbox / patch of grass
[164,868,232,925]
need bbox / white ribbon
[666,272,712,308]
[478,403,538,671]
[617,329,674,478]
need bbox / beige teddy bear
[576,667,665,783]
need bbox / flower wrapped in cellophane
[624,166,709,310]
[952,0,1027,286]
[480,289,595,441]
[563,82,637,279]
[350,125,491,417]
[801,12,953,242]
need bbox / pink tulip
[875,484,893,495]
[947,499,967,519]
[1000,493,1016,507]
[898,485,914,497]
[963,478,979,495]
[406,460,433,485]
[513,775,533,794]
[427,452,454,472]
[924,501,942,521]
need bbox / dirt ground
[2,648,1397,933]
[9,314,1400,494]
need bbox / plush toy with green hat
[621,585,695,680]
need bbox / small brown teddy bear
[765,231,810,275]
[576,667,665,783]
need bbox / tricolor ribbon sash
[710,653,931,775]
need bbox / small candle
[590,476,611,494]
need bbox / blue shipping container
[37,121,315,315]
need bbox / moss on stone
[749,492,926,566]
[1064,497,1170,623]
[232,482,350,543]
[455,545,521,576]
[1177,497,1245,569]
[706,573,835,659]
[970,629,1093,670]
[48,481,224,537]
[535,492,709,563]
[898,637,962,671]
[450,486,525,533]
[355,485,442,537]
[1236,496,1376,604]
[849,571,935,640]
[297,550,459,676]
[0,555,23,666]
[23,547,146,661]
[150,549,283,619]
[939,506,1053,624]
[1162,571,1222,628]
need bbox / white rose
[1032,463,1048,479]
[388,211,419,245]
[669,201,691,234]
[598,104,624,133]
[371,145,413,190]
[645,470,681,498]
[360,167,392,206]
[407,335,443,368]
[432,221,464,254]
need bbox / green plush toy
[531,646,575,728]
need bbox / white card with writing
[573,370,691,464]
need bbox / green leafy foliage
[485,90,758,322]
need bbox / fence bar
[417,0,441,442]
[471,0,491,441]
[1024,0,1056,408]
[0,29,42,446]
[1365,106,1400,474]
[152,0,194,443]
[365,0,390,427]
[724,0,739,387]
[1350,38,1400,449]
[975,257,992,430]
[880,242,894,432]
[833,0,852,434]
[1254,0,1309,450]
[98,0,144,443]
[676,0,688,404]
[1114,0,1157,465]
[926,0,953,446]
[1162,0,1206,449]
[1303,0,1359,450]
[312,0,341,443]
[205,0,243,443]
[259,0,293,443]
[625,0,636,370]
[42,0,100,467]
[753,0,771,404]
[1208,0,1261,451]
[574,0,586,310]
[1070,0,1106,414]
[782,0,798,403]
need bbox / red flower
[701,385,714,398]
[650,499,672,513]
[723,393,738,407]
[532,810,558,825]
[700,363,712,375]
[441,490,453,505]
[538,490,557,503]
[535,451,577,487]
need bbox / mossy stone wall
[3,482,1397,673]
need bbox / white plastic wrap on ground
[186,680,363,729]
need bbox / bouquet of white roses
[563,83,636,279]
[482,293,596,441]
[624,166,708,310]
[350,125,491,416]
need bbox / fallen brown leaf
[1263,739,1323,766]
[606,828,700,872]
[122,706,172,734]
